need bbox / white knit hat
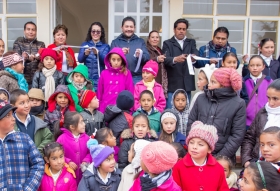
[161,112,177,123]
[199,64,217,82]
[131,139,151,169]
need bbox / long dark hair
[43,142,64,159]
[95,127,113,144]
[85,22,106,43]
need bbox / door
[50,0,62,41]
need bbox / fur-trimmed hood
[120,128,158,139]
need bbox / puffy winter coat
[133,107,161,132]
[80,109,104,136]
[187,87,246,161]
[0,70,19,93]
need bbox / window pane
[183,0,213,15]
[140,0,150,12]
[153,0,162,13]
[250,0,280,16]
[7,0,36,14]
[0,20,2,38]
[186,18,213,49]
[127,0,137,12]
[115,0,124,12]
[140,16,149,33]
[217,0,246,15]
[0,0,3,14]
[7,18,36,50]
[152,16,162,32]
[114,16,124,33]
[251,21,277,55]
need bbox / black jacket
[162,36,199,92]
[80,109,104,136]
[187,87,246,160]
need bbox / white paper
[134,49,143,73]
[191,55,222,61]
[187,55,195,75]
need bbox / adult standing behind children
[111,16,150,84]
[13,21,45,88]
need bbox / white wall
[37,0,50,46]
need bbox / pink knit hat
[2,53,23,68]
[141,141,178,174]
[212,68,242,91]
[142,60,159,77]
[186,121,218,151]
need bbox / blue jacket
[195,43,240,68]
[111,34,150,76]
[78,41,110,90]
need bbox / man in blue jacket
[111,17,150,84]
[195,27,240,68]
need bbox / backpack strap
[247,75,266,106]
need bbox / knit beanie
[2,52,23,68]
[186,121,218,151]
[40,48,58,62]
[160,111,177,123]
[142,60,159,77]
[28,88,45,102]
[79,90,96,108]
[212,68,242,91]
[131,139,151,169]
[116,90,134,111]
[87,139,115,167]
[141,141,178,174]
[199,64,217,82]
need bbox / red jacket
[47,43,77,72]
[173,153,229,191]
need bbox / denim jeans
[166,91,191,109]
[132,75,142,85]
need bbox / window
[250,0,280,16]
[0,0,3,14]
[183,0,213,15]
[217,0,246,15]
[7,0,36,14]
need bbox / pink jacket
[38,164,77,191]
[97,47,134,113]
[134,80,166,112]
[56,128,92,183]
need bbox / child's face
[105,132,117,147]
[14,95,31,116]
[162,117,176,134]
[197,71,208,91]
[188,137,211,161]
[55,93,69,108]
[217,159,230,178]
[29,98,42,107]
[71,116,85,134]
[133,117,149,138]
[11,62,24,73]
[142,71,154,83]
[260,40,274,57]
[0,40,5,57]
[239,168,257,191]
[110,53,122,69]
[222,56,238,69]
[44,149,65,174]
[73,72,85,84]
[99,154,116,173]
[128,143,135,163]
[208,75,222,90]
[140,93,154,113]
[267,88,280,108]
[248,58,265,77]
[260,133,280,163]
[43,56,56,69]
[0,111,15,134]
[0,93,8,102]
[89,96,99,109]
[174,93,187,112]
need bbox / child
[104,90,134,146]
[134,60,166,112]
[66,64,94,112]
[10,89,53,155]
[216,155,238,191]
[244,55,273,128]
[28,88,45,120]
[44,85,76,133]
[130,141,181,191]
[173,121,228,190]
[118,139,150,191]
[239,161,280,191]
[78,141,121,190]
[171,89,189,136]
[188,68,246,161]
[0,100,44,190]
[97,47,134,113]
[133,90,161,132]
[241,80,280,167]
[189,64,216,111]
[32,48,64,101]
[242,38,280,80]
[0,51,28,93]
[38,142,77,191]
[158,109,186,146]
[171,142,187,160]
[54,111,92,183]
[79,90,104,136]
[0,87,10,103]
[118,113,157,171]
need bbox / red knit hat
[142,60,159,77]
[40,48,58,62]
[212,68,242,91]
[79,90,96,108]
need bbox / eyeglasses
[91,30,101,35]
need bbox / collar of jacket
[88,40,103,46]
[84,108,97,116]
[118,33,138,41]
[137,106,158,115]
[147,43,162,54]
[23,36,37,43]
[44,163,76,178]
[169,36,192,50]
[243,73,271,81]
[205,87,237,101]
[83,165,121,184]
[183,153,216,167]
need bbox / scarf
[42,65,57,101]
[140,170,171,191]
[73,81,87,91]
[264,103,280,129]
[5,67,28,92]
[30,104,45,116]
[143,79,156,101]
[209,40,229,53]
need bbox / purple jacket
[244,74,272,126]
[56,128,92,183]
[97,47,134,113]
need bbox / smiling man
[111,17,150,84]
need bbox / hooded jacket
[187,87,246,161]
[80,109,104,136]
[66,65,94,112]
[97,47,134,113]
[44,85,76,133]
[0,70,19,93]
[0,87,10,103]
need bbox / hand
[174,54,187,63]
[92,48,98,55]
[243,54,249,63]
[157,55,166,63]
[191,54,196,62]
[60,45,66,51]
[84,48,91,56]
[68,162,78,170]
[135,49,141,57]
[122,47,129,54]
[209,58,218,64]
[22,52,29,59]
[29,54,35,61]
[244,161,250,168]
